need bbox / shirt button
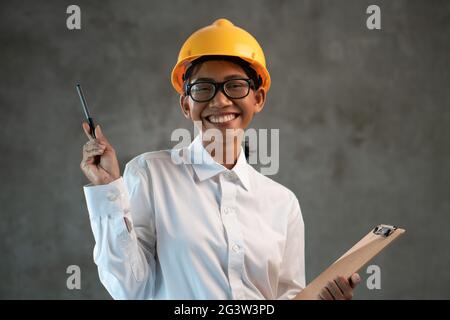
[222,207,233,215]
[224,171,235,180]
[107,190,120,201]
[232,244,240,252]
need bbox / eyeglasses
[185,78,254,103]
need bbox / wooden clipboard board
[294,224,406,300]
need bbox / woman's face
[180,60,266,139]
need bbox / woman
[80,18,360,300]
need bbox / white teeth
[208,114,237,124]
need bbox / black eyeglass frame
[185,78,255,103]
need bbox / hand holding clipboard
[294,224,406,300]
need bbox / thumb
[95,125,110,145]
[349,273,361,289]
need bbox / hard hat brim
[171,54,271,95]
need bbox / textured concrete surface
[0,0,449,299]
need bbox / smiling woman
[181,60,265,124]
[80,18,359,300]
[179,59,266,168]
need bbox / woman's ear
[253,87,266,114]
[179,94,191,119]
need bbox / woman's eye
[227,81,246,89]
[192,85,212,92]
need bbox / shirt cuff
[83,177,130,220]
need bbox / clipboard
[294,224,406,300]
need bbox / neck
[201,136,242,170]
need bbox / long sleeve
[276,197,306,300]
[83,160,157,299]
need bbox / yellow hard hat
[171,18,271,95]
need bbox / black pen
[76,83,96,138]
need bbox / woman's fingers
[335,276,354,300]
[82,122,112,149]
[349,273,361,289]
[319,287,334,300]
[81,122,121,185]
[82,122,94,140]
[326,280,345,300]
[94,125,112,147]
[82,140,106,165]
[84,142,106,153]
[84,147,105,158]
[83,140,105,154]
[318,275,360,300]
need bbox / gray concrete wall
[0,0,449,299]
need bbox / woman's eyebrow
[224,74,246,80]
[192,74,246,82]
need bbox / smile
[206,113,239,124]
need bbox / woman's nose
[209,88,232,107]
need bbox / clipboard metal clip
[373,224,397,237]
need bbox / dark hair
[182,55,262,95]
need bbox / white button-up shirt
[83,135,305,300]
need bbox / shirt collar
[185,134,251,191]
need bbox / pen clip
[373,224,397,237]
